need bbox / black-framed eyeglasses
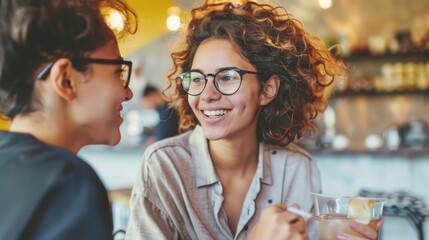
[178,67,258,96]
[37,57,133,89]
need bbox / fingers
[270,204,301,226]
[250,206,292,240]
[285,204,313,221]
[287,205,301,224]
[274,204,307,234]
[375,219,384,231]
[337,220,382,240]
[290,203,301,209]
[291,217,306,233]
[272,203,287,212]
[336,233,368,240]
[289,231,308,240]
[250,204,308,240]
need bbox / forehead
[191,38,253,71]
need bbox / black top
[0,131,113,240]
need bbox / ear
[48,58,77,102]
[260,75,280,106]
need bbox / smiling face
[71,38,133,146]
[188,38,266,142]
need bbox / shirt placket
[212,182,234,239]
[234,144,265,239]
[234,177,260,239]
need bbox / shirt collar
[190,125,219,187]
[259,142,273,185]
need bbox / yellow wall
[120,0,174,56]
[0,116,10,131]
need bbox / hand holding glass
[312,193,386,240]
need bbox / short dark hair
[142,85,160,97]
[0,0,137,119]
[165,0,346,146]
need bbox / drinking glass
[312,193,386,240]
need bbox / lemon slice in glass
[348,198,375,224]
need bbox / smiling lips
[203,109,231,118]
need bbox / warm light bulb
[318,0,332,9]
[107,10,125,32]
[166,15,181,31]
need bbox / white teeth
[203,110,230,117]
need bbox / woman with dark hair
[0,0,136,239]
[126,1,381,239]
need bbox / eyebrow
[190,66,240,73]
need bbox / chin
[103,132,121,146]
[202,129,224,141]
[109,135,121,146]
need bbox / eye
[190,72,205,84]
[221,75,234,81]
[217,70,239,82]
[116,65,129,86]
[116,66,127,78]
[191,77,204,83]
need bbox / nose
[200,76,221,102]
[124,87,133,101]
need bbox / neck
[209,137,259,175]
[10,113,83,154]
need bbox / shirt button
[244,225,249,231]
[268,199,273,204]
[272,151,277,155]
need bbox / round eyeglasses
[179,67,258,96]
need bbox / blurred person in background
[140,84,179,144]
[126,1,382,240]
[0,0,136,239]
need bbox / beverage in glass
[312,193,386,240]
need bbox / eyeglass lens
[121,64,131,87]
[182,69,242,95]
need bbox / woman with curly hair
[127,1,380,239]
[0,0,136,239]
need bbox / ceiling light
[107,10,125,32]
[167,15,181,31]
[166,6,182,31]
[318,0,332,9]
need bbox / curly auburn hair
[0,0,137,119]
[165,0,345,146]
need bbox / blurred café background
[1,0,428,238]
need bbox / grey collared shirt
[126,126,321,240]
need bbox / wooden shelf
[343,50,429,62]
[331,89,429,98]
[309,147,429,159]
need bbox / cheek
[80,87,119,119]
[80,95,109,122]
[231,92,252,106]
[234,93,262,115]
[187,96,198,112]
